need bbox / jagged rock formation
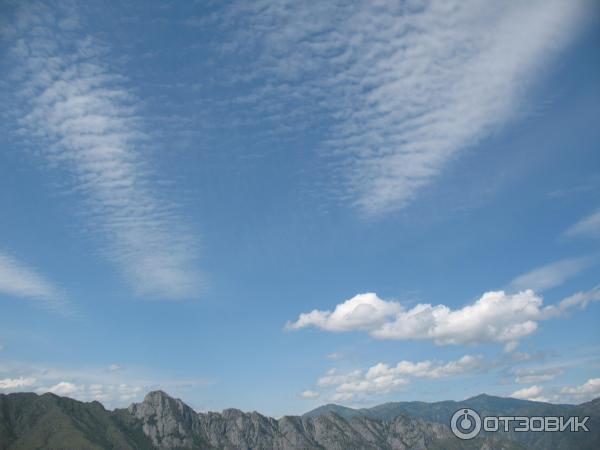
[128,390,209,449]
[3,389,599,449]
[128,391,521,450]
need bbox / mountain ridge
[0,390,597,449]
[303,393,598,450]
[303,393,578,420]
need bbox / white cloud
[318,355,481,402]
[514,367,563,384]
[560,378,600,402]
[509,257,592,292]
[503,341,519,354]
[330,392,355,403]
[317,369,363,388]
[508,377,600,404]
[335,373,409,398]
[108,364,123,372]
[366,355,483,380]
[6,2,201,300]
[0,250,66,311]
[542,285,600,317]
[35,381,143,402]
[288,288,600,346]
[510,385,547,402]
[0,376,37,390]
[222,0,590,215]
[326,352,344,361]
[564,210,600,239]
[300,390,320,399]
[285,293,402,332]
[0,359,211,408]
[115,384,144,402]
[40,381,82,396]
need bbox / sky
[0,0,599,417]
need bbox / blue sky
[0,0,599,416]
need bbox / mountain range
[0,390,597,449]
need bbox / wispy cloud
[0,250,66,311]
[220,0,590,216]
[513,366,563,384]
[286,287,600,347]
[5,2,201,300]
[0,376,37,390]
[32,380,145,404]
[325,352,345,361]
[509,257,593,293]
[547,177,600,199]
[564,210,600,239]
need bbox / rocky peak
[128,390,203,449]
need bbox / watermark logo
[451,408,482,440]
[450,408,590,440]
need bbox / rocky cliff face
[128,390,207,448]
[128,391,522,450]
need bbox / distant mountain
[0,392,153,449]
[0,390,527,449]
[304,393,578,422]
[304,393,600,449]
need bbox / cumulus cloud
[0,250,67,311]
[367,355,483,380]
[372,291,542,344]
[286,293,402,332]
[287,288,600,346]
[219,0,590,215]
[509,257,593,293]
[317,355,481,402]
[508,378,600,404]
[564,210,600,239]
[560,378,600,402]
[336,375,409,398]
[300,390,320,399]
[510,385,547,402]
[5,2,201,299]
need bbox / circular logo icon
[450,408,481,440]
